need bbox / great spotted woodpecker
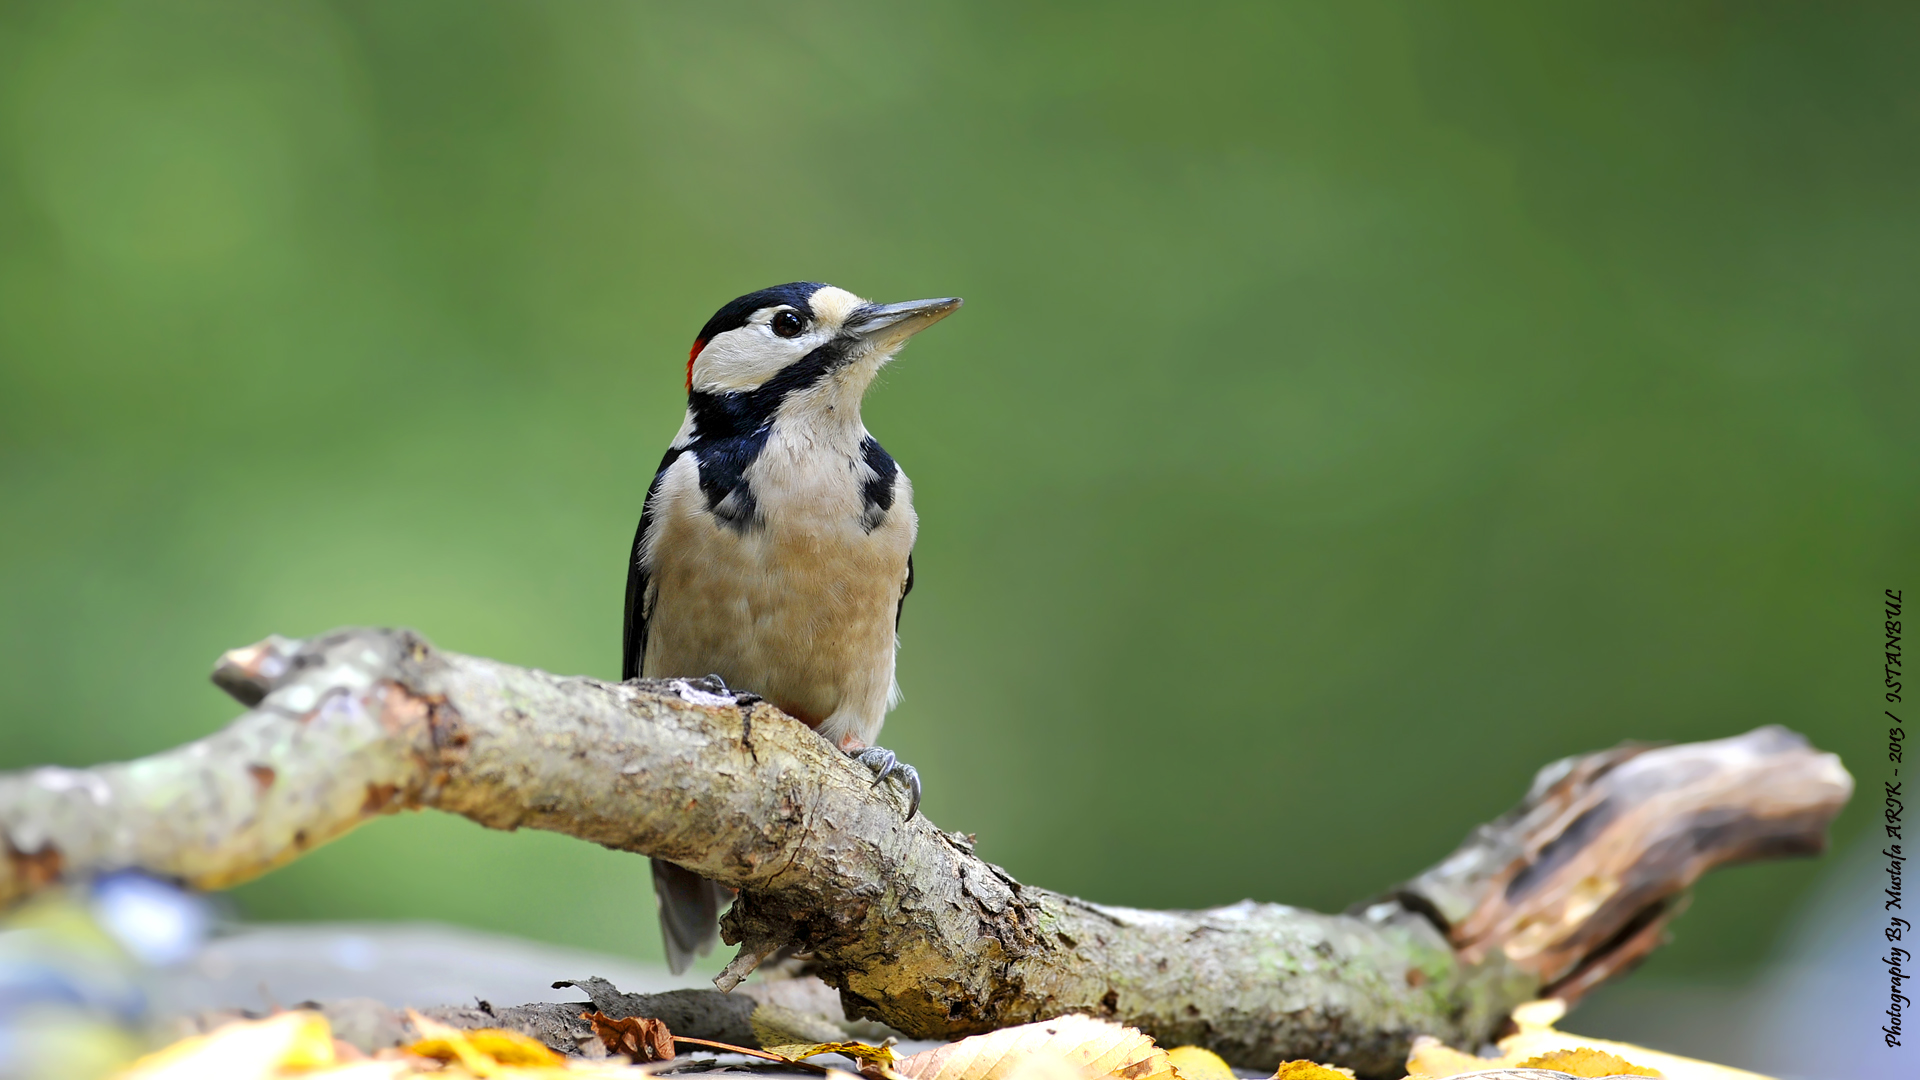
[623,282,960,974]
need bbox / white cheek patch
[692,325,805,391]
[687,287,868,392]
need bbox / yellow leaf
[1404,998,1777,1080]
[112,1008,699,1079]
[895,1015,1174,1080]
[1404,1035,1500,1078]
[304,1066,413,1079]
[467,1029,568,1066]
[1270,1062,1353,1080]
[1516,1047,1659,1077]
[406,1010,565,1075]
[115,1011,336,1080]
[765,1040,901,1071]
[1164,1047,1233,1080]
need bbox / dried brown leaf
[583,1011,676,1063]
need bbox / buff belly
[641,454,914,748]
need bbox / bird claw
[689,673,761,706]
[852,745,921,819]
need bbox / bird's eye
[771,310,805,338]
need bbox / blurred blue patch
[0,874,212,1078]
[88,871,212,969]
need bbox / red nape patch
[685,337,707,390]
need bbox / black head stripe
[686,336,851,438]
[683,335,853,534]
[680,283,856,534]
[695,282,827,343]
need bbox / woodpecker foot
[852,746,921,819]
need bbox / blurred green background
[0,0,1912,995]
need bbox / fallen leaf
[1405,998,1774,1080]
[1003,1055,1088,1080]
[307,1065,415,1080]
[1164,1047,1233,1080]
[112,1010,699,1078]
[1515,1047,1659,1078]
[407,1011,566,1074]
[582,1012,675,1063]
[116,1010,338,1079]
[1270,1062,1354,1080]
[1404,1035,1502,1077]
[765,1039,901,1074]
[895,1015,1174,1080]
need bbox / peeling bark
[0,629,1853,1078]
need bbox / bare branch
[0,629,1853,1077]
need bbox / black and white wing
[622,449,683,682]
[626,450,731,973]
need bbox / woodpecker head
[684,284,960,411]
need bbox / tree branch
[0,629,1852,1078]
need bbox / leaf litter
[105,998,1774,1080]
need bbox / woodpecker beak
[845,297,963,352]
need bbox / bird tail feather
[651,857,729,975]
